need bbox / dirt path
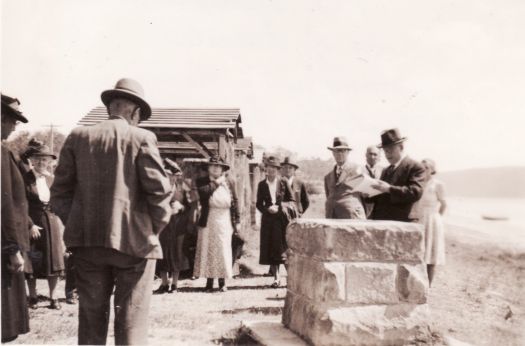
[11,195,525,345]
[13,273,288,345]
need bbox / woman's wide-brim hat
[327,136,352,151]
[204,156,230,171]
[377,128,407,148]
[1,94,28,123]
[25,138,57,160]
[264,156,281,168]
[164,158,182,175]
[101,78,152,121]
[282,156,299,169]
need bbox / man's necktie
[384,165,395,180]
[335,166,342,180]
[366,166,375,179]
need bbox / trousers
[74,247,155,345]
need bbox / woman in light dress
[193,156,240,292]
[414,159,447,287]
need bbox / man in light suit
[363,145,384,217]
[324,137,366,219]
[51,78,172,345]
[281,157,309,216]
[370,128,425,222]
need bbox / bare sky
[2,0,524,171]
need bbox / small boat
[481,214,509,221]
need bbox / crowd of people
[1,78,447,344]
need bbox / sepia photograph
[1,1,524,345]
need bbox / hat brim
[1,100,28,123]
[377,137,407,149]
[30,152,57,160]
[101,89,152,121]
[265,163,281,169]
[164,158,181,173]
[327,146,352,151]
[282,163,299,169]
[204,162,230,171]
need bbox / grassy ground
[12,194,525,345]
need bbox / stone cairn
[283,219,431,346]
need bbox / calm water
[445,197,525,247]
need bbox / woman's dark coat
[22,169,65,278]
[256,177,297,265]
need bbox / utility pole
[42,124,62,154]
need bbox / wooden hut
[78,106,253,228]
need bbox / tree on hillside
[4,129,66,158]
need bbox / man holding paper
[369,128,426,222]
[324,137,366,219]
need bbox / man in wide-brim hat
[101,78,152,121]
[1,93,31,343]
[51,79,172,345]
[324,136,366,219]
[369,128,426,222]
[281,156,309,216]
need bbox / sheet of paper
[343,174,383,197]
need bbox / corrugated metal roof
[78,106,241,130]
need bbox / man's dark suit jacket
[370,156,425,222]
[289,177,310,215]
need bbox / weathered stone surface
[287,254,345,302]
[287,219,424,262]
[241,321,307,346]
[282,292,328,341]
[397,264,428,303]
[283,292,431,346]
[345,263,398,304]
[283,219,430,345]
[321,303,431,346]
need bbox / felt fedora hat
[282,156,299,169]
[25,138,57,160]
[1,94,28,123]
[265,156,281,168]
[377,128,407,148]
[101,78,152,121]
[327,136,352,151]
[205,155,230,171]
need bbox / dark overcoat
[256,177,296,265]
[22,170,65,277]
[158,183,192,272]
[290,177,310,216]
[370,156,426,222]
[1,144,30,341]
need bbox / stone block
[397,264,428,303]
[320,304,431,346]
[345,263,398,304]
[282,292,328,339]
[283,292,431,346]
[287,254,345,302]
[287,219,424,263]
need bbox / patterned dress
[193,184,234,279]
[414,178,446,264]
